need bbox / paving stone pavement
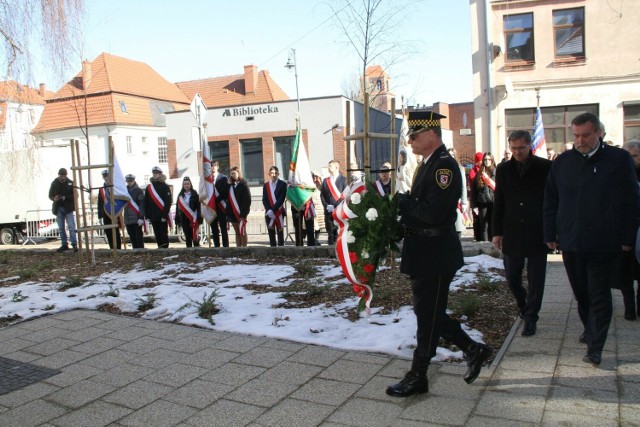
[0,254,638,426]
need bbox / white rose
[345,230,356,244]
[351,193,361,204]
[365,208,378,221]
[361,250,369,259]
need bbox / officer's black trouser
[151,220,169,248]
[103,215,121,249]
[211,213,228,247]
[411,272,475,374]
[125,224,144,249]
[503,253,547,322]
[562,251,616,355]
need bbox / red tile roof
[0,80,49,104]
[176,70,289,108]
[35,53,191,133]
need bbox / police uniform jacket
[493,154,552,257]
[544,144,640,253]
[400,144,464,277]
[144,174,172,222]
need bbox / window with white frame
[126,136,133,155]
[504,13,534,64]
[157,137,168,163]
[553,7,585,59]
[624,104,640,142]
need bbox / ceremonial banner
[104,153,130,220]
[286,126,316,210]
[199,135,217,224]
[396,113,419,193]
[532,107,548,159]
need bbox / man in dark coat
[210,161,229,247]
[386,111,492,398]
[320,160,346,245]
[124,174,145,249]
[48,167,78,252]
[544,112,640,366]
[144,166,172,248]
[492,130,552,337]
[262,166,287,247]
[97,169,122,250]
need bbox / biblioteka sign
[221,105,279,117]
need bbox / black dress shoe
[464,343,493,384]
[583,353,601,366]
[521,320,536,336]
[386,371,428,397]
[579,332,586,344]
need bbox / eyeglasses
[409,129,429,141]
[509,146,529,151]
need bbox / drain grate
[0,356,60,395]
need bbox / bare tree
[330,0,419,106]
[0,0,85,83]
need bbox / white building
[470,0,640,155]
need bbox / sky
[32,0,474,108]
[0,254,503,361]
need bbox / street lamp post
[285,48,301,115]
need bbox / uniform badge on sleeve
[435,169,452,189]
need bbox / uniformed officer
[386,111,493,397]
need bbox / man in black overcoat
[492,130,552,337]
[386,111,492,398]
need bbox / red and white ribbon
[481,171,495,191]
[147,183,172,227]
[177,194,199,241]
[228,185,246,236]
[265,181,284,230]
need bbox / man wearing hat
[144,166,172,248]
[124,174,145,249]
[386,111,492,397]
[97,169,122,250]
[48,168,78,252]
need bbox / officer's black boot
[386,359,429,397]
[463,341,493,384]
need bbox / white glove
[326,205,334,213]
[266,210,275,219]
[161,218,167,223]
[137,219,144,226]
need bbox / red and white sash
[177,193,199,241]
[481,171,495,191]
[147,183,172,226]
[304,199,316,220]
[228,185,246,236]
[213,176,226,213]
[325,176,342,202]
[265,181,284,230]
[99,188,109,215]
[374,181,385,197]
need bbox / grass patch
[100,284,120,298]
[475,274,502,293]
[450,292,480,317]
[135,293,157,312]
[293,260,317,278]
[177,290,221,325]
[16,263,47,280]
[12,291,27,302]
[59,276,84,291]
